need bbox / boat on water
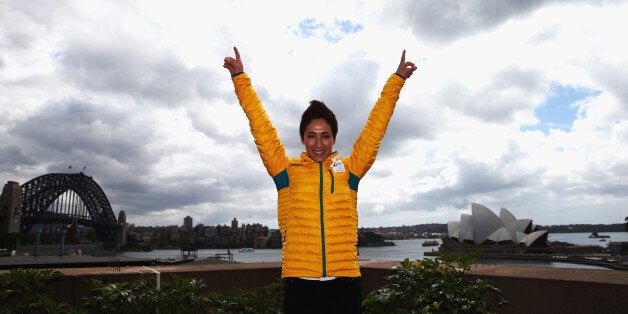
[421,240,439,247]
[238,248,255,253]
[152,257,195,265]
[588,231,610,238]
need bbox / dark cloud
[386,0,554,43]
[450,157,538,195]
[387,0,613,44]
[0,1,71,49]
[377,107,437,158]
[589,60,628,110]
[0,145,35,171]
[11,98,155,165]
[438,66,547,123]
[579,160,628,198]
[112,181,229,213]
[268,103,304,157]
[59,38,219,107]
[364,139,546,217]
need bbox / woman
[224,46,416,313]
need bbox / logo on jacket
[331,157,345,173]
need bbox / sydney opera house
[445,203,548,249]
[435,203,608,264]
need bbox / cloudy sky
[2,0,627,229]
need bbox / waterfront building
[446,203,548,247]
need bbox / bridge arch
[20,173,119,249]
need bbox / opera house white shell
[447,203,548,247]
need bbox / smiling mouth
[312,150,326,157]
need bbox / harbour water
[118,232,628,270]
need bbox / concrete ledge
[467,265,628,314]
[3,261,627,313]
[46,262,283,307]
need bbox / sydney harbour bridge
[0,172,121,249]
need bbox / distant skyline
[2,1,628,229]
[136,214,624,230]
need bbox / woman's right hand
[395,50,417,79]
[223,46,244,76]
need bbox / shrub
[82,278,160,313]
[82,275,284,313]
[362,252,509,313]
[205,278,284,313]
[0,268,75,314]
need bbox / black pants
[283,277,362,314]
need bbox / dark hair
[299,100,338,140]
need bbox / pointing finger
[234,46,241,62]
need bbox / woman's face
[301,118,335,163]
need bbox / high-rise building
[231,218,238,230]
[183,216,193,233]
[117,210,127,248]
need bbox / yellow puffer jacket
[232,73,406,278]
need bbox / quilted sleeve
[232,73,290,177]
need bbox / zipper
[318,162,327,277]
[328,170,335,194]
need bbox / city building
[183,216,193,233]
[117,210,127,248]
